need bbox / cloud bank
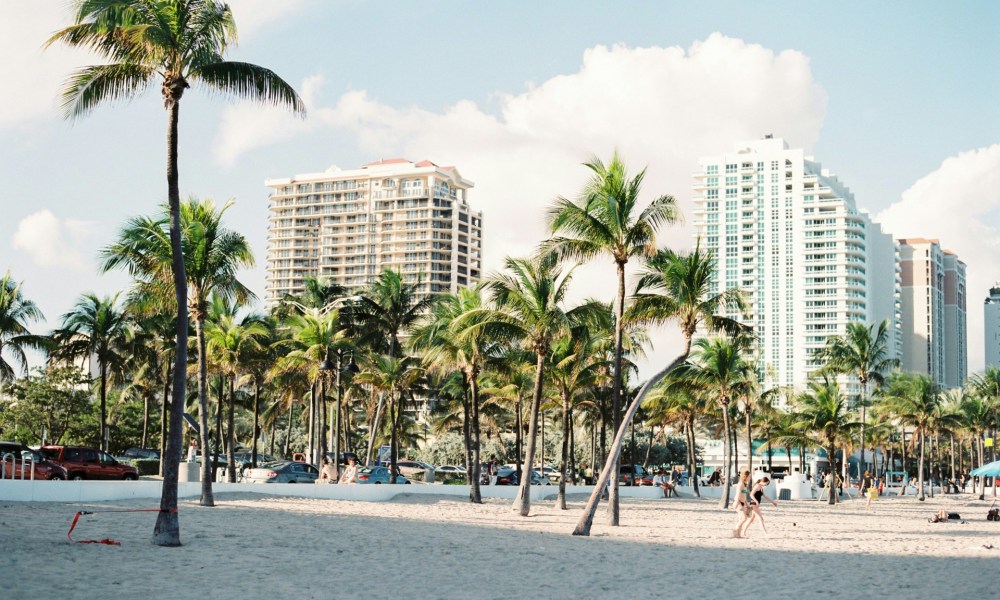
[11,210,96,271]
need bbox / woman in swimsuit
[744,477,778,536]
[733,470,754,538]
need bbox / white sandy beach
[2,491,998,600]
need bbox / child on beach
[744,477,778,536]
[733,470,754,538]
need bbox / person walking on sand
[339,455,358,484]
[733,470,754,538]
[860,470,877,512]
[744,477,778,536]
[320,457,339,483]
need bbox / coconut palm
[50,0,303,547]
[882,373,941,501]
[204,296,267,482]
[785,376,859,505]
[51,293,130,452]
[355,354,425,482]
[643,369,709,497]
[0,272,48,383]
[102,197,254,507]
[818,320,898,478]
[353,269,435,464]
[546,150,679,525]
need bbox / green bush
[127,458,160,476]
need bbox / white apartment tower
[691,137,900,394]
[265,159,482,302]
[986,284,1000,370]
[897,239,967,388]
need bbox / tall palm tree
[51,0,303,546]
[353,269,435,464]
[882,373,941,501]
[786,376,859,505]
[467,252,590,517]
[411,286,495,503]
[355,354,425,482]
[0,272,48,383]
[205,296,267,481]
[573,241,747,535]
[818,320,898,479]
[547,150,679,525]
[51,293,130,452]
[103,197,254,507]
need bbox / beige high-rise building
[898,238,967,387]
[265,158,482,302]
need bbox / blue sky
[2,0,999,375]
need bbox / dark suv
[618,464,646,487]
[40,446,139,480]
[0,441,68,480]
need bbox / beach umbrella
[970,460,1000,477]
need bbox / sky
[2,0,999,378]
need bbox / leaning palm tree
[572,241,747,535]
[546,150,679,525]
[818,320,898,479]
[51,293,130,452]
[0,272,48,383]
[50,0,303,546]
[103,197,254,508]
[882,373,941,501]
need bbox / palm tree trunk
[515,352,546,517]
[158,367,171,478]
[515,396,523,478]
[100,363,108,452]
[307,382,315,466]
[608,261,626,527]
[859,379,867,482]
[688,419,700,498]
[153,99,187,547]
[744,407,753,475]
[251,380,261,469]
[918,430,926,501]
[195,315,215,507]
[141,390,150,450]
[213,375,223,482]
[389,390,398,483]
[461,387,472,476]
[720,403,733,509]
[282,404,293,458]
[557,390,570,510]
[226,376,236,483]
[469,372,483,503]
[828,442,838,505]
[573,352,688,536]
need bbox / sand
[1,491,997,599]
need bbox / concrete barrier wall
[0,480,668,503]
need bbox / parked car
[0,441,68,480]
[243,461,319,484]
[395,460,434,478]
[618,464,646,487]
[120,448,160,461]
[39,446,138,480]
[356,466,410,484]
[436,465,467,475]
[490,466,550,486]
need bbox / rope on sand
[68,508,178,545]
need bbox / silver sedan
[243,461,319,483]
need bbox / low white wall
[0,480,666,504]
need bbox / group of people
[733,470,778,538]
[319,455,358,484]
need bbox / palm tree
[103,197,254,507]
[411,286,495,503]
[50,0,303,546]
[818,320,898,479]
[0,272,48,383]
[355,354,425,482]
[787,376,859,505]
[547,150,679,525]
[572,241,747,535]
[205,297,267,481]
[643,369,708,498]
[51,293,130,452]
[353,269,435,464]
[467,252,589,517]
[882,373,941,501]
[960,386,996,498]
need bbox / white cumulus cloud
[215,33,828,371]
[11,210,96,271]
[877,145,1000,374]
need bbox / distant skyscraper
[985,283,1000,370]
[264,159,482,303]
[897,239,967,387]
[691,137,900,397]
